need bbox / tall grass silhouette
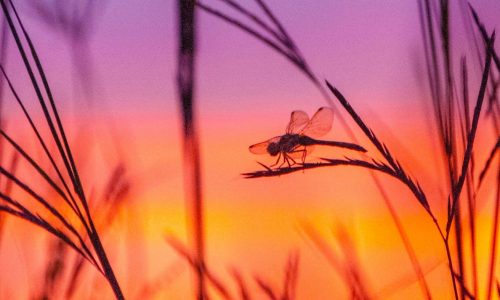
[0,1,497,299]
[177,1,207,299]
[0,0,123,298]
[203,0,499,299]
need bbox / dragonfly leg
[301,148,308,164]
[270,152,282,168]
[284,156,291,168]
[277,152,291,168]
[283,154,296,168]
[289,148,308,164]
[278,154,287,168]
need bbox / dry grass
[0,1,497,299]
[0,0,123,298]
[220,0,498,299]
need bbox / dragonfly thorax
[249,107,336,166]
[266,141,281,156]
[266,134,302,156]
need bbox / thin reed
[227,1,499,299]
[0,0,123,298]
[0,1,498,299]
[197,1,436,297]
[177,0,207,299]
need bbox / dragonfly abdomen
[300,136,366,152]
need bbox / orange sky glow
[0,1,498,299]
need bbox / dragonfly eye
[267,142,280,156]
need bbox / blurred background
[0,0,498,299]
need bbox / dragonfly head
[267,142,280,156]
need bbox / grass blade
[449,32,494,233]
[177,0,206,299]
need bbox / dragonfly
[249,107,366,168]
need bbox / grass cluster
[0,0,497,299]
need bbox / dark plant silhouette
[0,0,123,298]
[177,0,206,299]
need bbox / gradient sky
[0,1,499,299]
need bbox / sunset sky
[0,1,499,299]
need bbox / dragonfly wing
[249,136,281,155]
[286,110,309,134]
[300,107,334,138]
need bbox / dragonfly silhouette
[249,107,366,168]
